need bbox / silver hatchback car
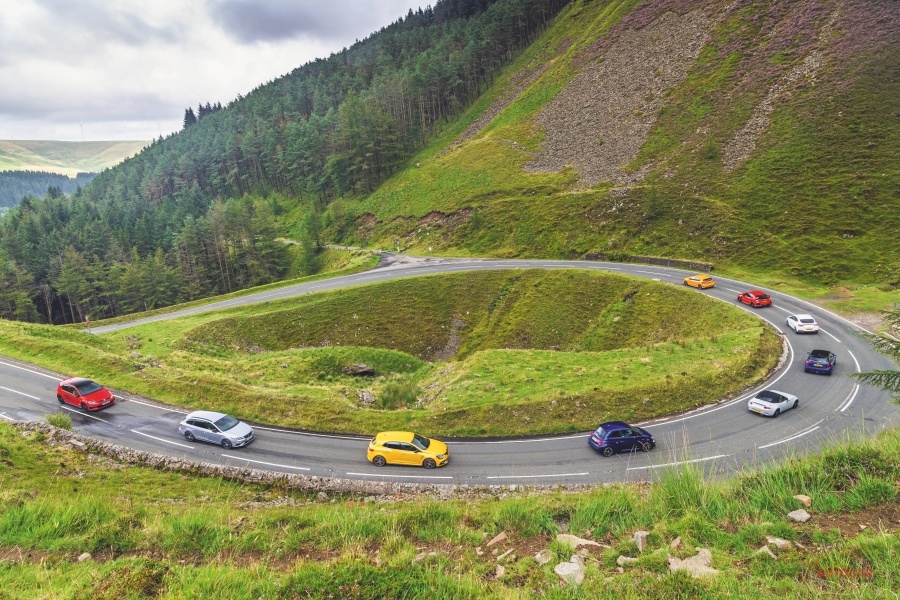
[178,410,255,449]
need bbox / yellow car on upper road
[367,431,449,469]
[683,274,715,289]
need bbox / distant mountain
[0,140,148,177]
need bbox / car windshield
[214,415,240,432]
[755,391,779,401]
[810,350,831,359]
[799,318,816,324]
[73,380,103,395]
[411,433,431,451]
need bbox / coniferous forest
[0,0,569,324]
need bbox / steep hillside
[347,0,899,289]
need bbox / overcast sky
[0,0,421,141]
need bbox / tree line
[0,171,96,208]
[0,0,571,324]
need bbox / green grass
[0,140,148,177]
[0,269,778,436]
[315,0,899,315]
[2,420,900,597]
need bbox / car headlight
[436,454,447,459]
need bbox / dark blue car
[805,349,836,375]
[589,421,655,457]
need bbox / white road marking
[0,413,14,421]
[346,472,453,479]
[253,425,369,441]
[486,472,589,479]
[0,386,41,400]
[759,424,822,449]
[821,329,840,342]
[837,385,861,413]
[221,454,310,471]
[60,405,111,422]
[130,429,193,448]
[0,360,60,380]
[848,349,861,372]
[626,454,731,471]
[125,397,188,412]
[460,433,587,445]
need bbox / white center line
[759,425,821,450]
[345,472,453,479]
[131,429,193,448]
[486,472,589,479]
[0,386,40,400]
[0,360,60,380]
[837,384,860,413]
[221,454,310,471]
[626,454,731,471]
[61,405,111,422]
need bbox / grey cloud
[208,0,412,44]
[34,0,183,46]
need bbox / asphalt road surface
[1,256,897,486]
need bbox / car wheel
[80,402,88,411]
[423,458,437,469]
[773,409,781,418]
[373,455,387,467]
[57,394,64,404]
[221,438,232,449]
[184,431,195,442]
[601,446,614,457]
[640,442,652,453]
[793,400,799,409]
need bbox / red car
[737,290,772,308]
[56,378,116,411]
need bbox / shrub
[46,412,73,430]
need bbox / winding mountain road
[1,255,896,486]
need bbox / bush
[46,412,73,430]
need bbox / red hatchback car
[737,290,772,308]
[56,378,116,411]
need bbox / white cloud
[0,0,419,141]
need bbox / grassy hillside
[0,140,148,177]
[333,0,899,305]
[0,269,778,436]
[1,420,898,598]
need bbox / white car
[786,313,819,334]
[178,410,255,449]
[748,390,799,417]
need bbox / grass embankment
[0,269,778,436]
[323,0,899,313]
[2,421,898,598]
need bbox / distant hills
[0,140,148,177]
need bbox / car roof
[374,431,416,442]
[185,410,229,421]
[747,290,767,295]
[692,274,712,278]
[791,313,814,319]
[60,377,93,385]
[595,421,631,430]
[754,389,786,399]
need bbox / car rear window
[800,318,816,324]
[810,350,830,358]
[757,294,770,299]
[214,415,240,431]
[73,380,103,395]
[594,427,608,438]
[755,391,779,401]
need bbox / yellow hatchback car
[367,431,449,469]
[683,273,715,289]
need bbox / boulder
[793,494,812,507]
[667,548,718,578]
[77,552,91,562]
[616,555,638,567]
[486,532,508,547]
[534,549,553,565]
[634,530,649,552]
[756,546,777,559]
[342,363,376,376]
[787,509,811,523]
[556,533,605,549]
[766,536,793,551]
[554,560,585,587]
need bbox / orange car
[683,274,715,289]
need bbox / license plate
[813,363,823,367]
[751,408,762,413]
